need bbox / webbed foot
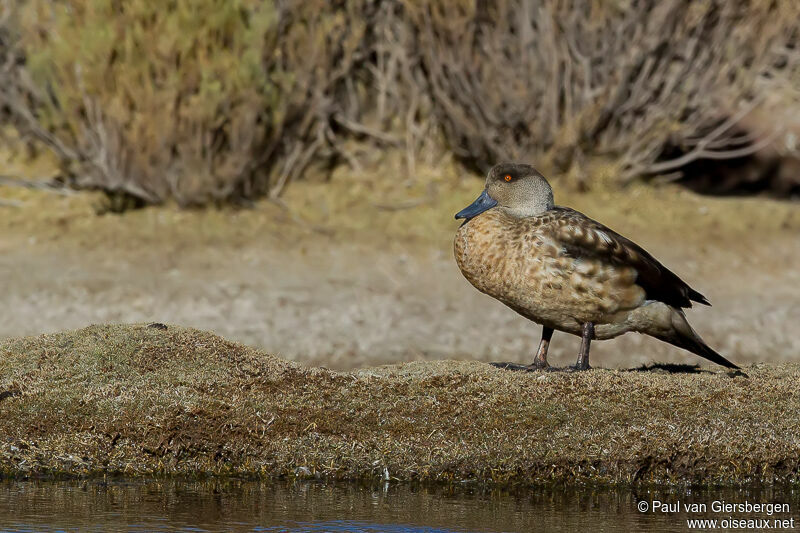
[527,359,550,370]
[566,362,592,372]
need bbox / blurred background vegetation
[1,0,799,207]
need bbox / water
[0,479,798,532]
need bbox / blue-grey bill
[455,189,498,220]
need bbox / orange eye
[504,174,512,182]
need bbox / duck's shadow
[490,361,747,377]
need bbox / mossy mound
[1,324,798,485]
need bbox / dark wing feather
[548,207,710,308]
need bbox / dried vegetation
[1,1,799,205]
[1,324,799,485]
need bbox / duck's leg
[574,322,594,370]
[529,327,553,369]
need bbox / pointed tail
[661,330,740,369]
[657,309,740,370]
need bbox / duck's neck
[502,195,554,218]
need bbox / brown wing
[545,207,710,308]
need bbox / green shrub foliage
[2,0,373,205]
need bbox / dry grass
[2,151,798,250]
[1,324,798,485]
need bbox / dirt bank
[1,324,798,485]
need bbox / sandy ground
[1,159,799,370]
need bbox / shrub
[1,0,798,205]
[1,0,374,205]
[401,0,800,181]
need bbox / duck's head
[455,163,554,221]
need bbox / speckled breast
[453,209,643,334]
[454,210,558,316]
